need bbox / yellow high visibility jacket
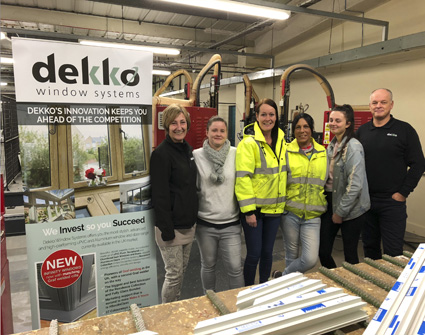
[285,138,328,220]
[235,122,287,215]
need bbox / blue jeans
[195,224,244,293]
[242,213,281,285]
[281,211,320,275]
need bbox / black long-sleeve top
[150,135,198,241]
[356,116,425,198]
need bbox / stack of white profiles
[364,243,425,335]
[194,272,368,335]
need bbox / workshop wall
[219,0,425,235]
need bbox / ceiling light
[0,57,14,64]
[160,0,290,20]
[152,70,172,76]
[79,40,180,55]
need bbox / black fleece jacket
[356,116,425,198]
[150,135,198,241]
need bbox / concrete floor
[6,227,392,334]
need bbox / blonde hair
[162,104,191,132]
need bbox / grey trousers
[195,224,244,293]
[158,242,193,303]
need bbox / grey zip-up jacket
[327,137,370,221]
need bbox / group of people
[150,88,425,303]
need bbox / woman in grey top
[193,116,244,292]
[319,104,370,268]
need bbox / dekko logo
[32,54,140,87]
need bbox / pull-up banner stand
[12,37,157,330]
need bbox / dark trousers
[241,213,281,285]
[319,192,364,269]
[362,196,407,259]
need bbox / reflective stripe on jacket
[285,138,328,220]
[235,122,287,214]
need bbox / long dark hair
[331,104,355,154]
[255,98,279,150]
[292,112,315,133]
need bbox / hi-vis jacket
[235,122,287,215]
[285,138,328,220]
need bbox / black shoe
[271,270,282,279]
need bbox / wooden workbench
[14,259,405,335]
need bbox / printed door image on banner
[19,122,150,191]
[36,254,96,324]
[75,186,120,218]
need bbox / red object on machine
[152,55,222,151]
[184,82,191,100]
[1,174,14,335]
[322,110,372,147]
[154,105,217,149]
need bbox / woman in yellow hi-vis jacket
[279,113,327,276]
[235,98,287,285]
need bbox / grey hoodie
[327,137,370,221]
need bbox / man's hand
[392,192,406,202]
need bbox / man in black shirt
[357,88,425,259]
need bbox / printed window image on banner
[19,122,149,189]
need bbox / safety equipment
[285,138,328,220]
[235,122,287,214]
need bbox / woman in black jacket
[150,104,198,303]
